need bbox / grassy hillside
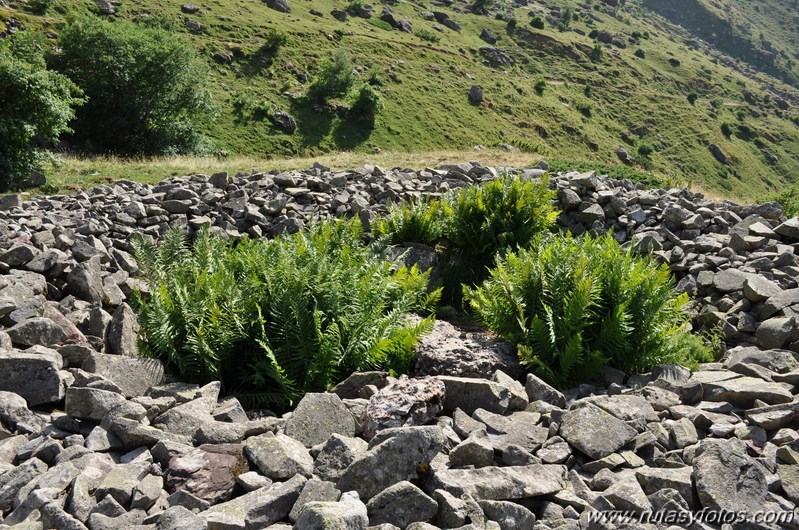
[2,0,799,200]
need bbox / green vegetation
[132,220,439,409]
[308,50,357,103]
[0,48,83,190]
[378,174,557,302]
[465,233,712,385]
[49,19,212,155]
[2,0,799,199]
[350,85,384,120]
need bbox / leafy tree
[49,19,213,155]
[530,16,545,30]
[350,85,384,120]
[308,50,356,103]
[0,49,83,190]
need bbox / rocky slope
[1,163,799,529]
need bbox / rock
[94,462,150,506]
[708,143,729,164]
[294,491,369,530]
[166,444,248,504]
[131,473,164,510]
[244,431,313,480]
[702,375,793,407]
[756,316,797,349]
[105,303,140,356]
[0,457,48,512]
[775,217,799,240]
[270,110,297,133]
[284,392,355,447]
[743,276,781,302]
[366,481,438,528]
[244,474,306,528]
[413,320,519,379]
[428,464,567,500]
[635,466,695,508]
[0,391,47,433]
[82,353,164,398]
[153,396,216,438]
[0,350,68,406]
[525,373,566,407]
[669,417,698,449]
[449,428,494,468]
[66,258,104,304]
[478,500,536,530]
[7,317,68,347]
[338,426,446,500]
[559,403,637,460]
[778,464,799,503]
[289,479,341,523]
[438,376,512,414]
[331,372,389,399]
[314,434,369,483]
[265,0,290,13]
[693,439,767,512]
[602,475,652,514]
[363,376,445,440]
[65,386,127,421]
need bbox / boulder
[693,439,767,512]
[166,444,248,504]
[104,303,140,357]
[363,376,445,440]
[82,353,164,397]
[284,392,356,447]
[437,376,512,414]
[0,351,68,406]
[559,403,637,460]
[429,464,567,501]
[7,317,68,347]
[294,491,369,530]
[366,481,438,528]
[338,426,446,500]
[244,431,313,480]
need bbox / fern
[466,232,711,386]
[133,219,435,412]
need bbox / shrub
[465,233,711,386]
[530,16,545,30]
[0,51,83,190]
[668,57,681,67]
[721,122,734,138]
[133,220,439,410]
[589,42,603,62]
[308,50,356,103]
[417,28,441,43]
[634,48,646,59]
[557,8,572,31]
[687,92,698,105]
[575,101,592,117]
[350,84,384,120]
[534,79,546,95]
[262,28,288,53]
[29,0,55,15]
[472,0,494,15]
[49,19,212,156]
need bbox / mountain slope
[1,0,799,200]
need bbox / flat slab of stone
[701,376,793,407]
[284,393,356,447]
[559,403,637,460]
[428,464,567,500]
[437,376,511,414]
[82,353,164,398]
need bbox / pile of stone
[0,162,798,529]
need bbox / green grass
[2,0,798,200]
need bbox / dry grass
[41,149,543,193]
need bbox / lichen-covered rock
[284,392,356,447]
[363,376,445,440]
[244,432,313,480]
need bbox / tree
[49,19,213,155]
[0,50,83,190]
[350,85,383,120]
[308,50,356,103]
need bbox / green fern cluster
[374,197,450,246]
[377,173,557,303]
[465,233,712,386]
[132,219,439,410]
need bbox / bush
[534,79,546,95]
[530,16,545,30]
[668,57,681,67]
[49,19,212,156]
[308,50,356,103]
[29,0,55,15]
[262,28,288,53]
[0,51,83,190]
[417,28,441,43]
[634,48,646,59]
[350,84,384,120]
[465,233,711,386]
[687,92,698,105]
[133,220,439,410]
